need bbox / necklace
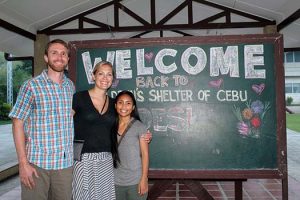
[118,118,136,145]
[100,95,107,114]
[118,118,133,135]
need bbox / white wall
[285,62,300,104]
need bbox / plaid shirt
[9,70,75,170]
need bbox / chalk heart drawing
[144,52,154,62]
[252,83,265,95]
[208,78,223,89]
[111,79,120,88]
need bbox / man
[9,39,74,200]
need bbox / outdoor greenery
[286,113,300,132]
[0,52,32,120]
[0,119,11,125]
[0,53,32,101]
[0,101,12,120]
[286,96,293,106]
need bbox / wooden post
[34,34,49,76]
[235,180,243,200]
[263,25,277,34]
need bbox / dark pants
[115,184,147,200]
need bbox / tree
[0,52,32,103]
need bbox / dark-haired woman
[113,90,149,200]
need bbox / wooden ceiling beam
[38,0,276,35]
[115,2,150,25]
[39,1,114,33]
[0,18,36,40]
[171,30,193,36]
[43,20,273,35]
[130,31,152,38]
[82,17,113,29]
[277,9,300,31]
[131,30,193,38]
[150,0,156,25]
[194,11,227,25]
[193,0,275,23]
[157,1,189,25]
[284,47,300,52]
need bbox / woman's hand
[138,177,148,196]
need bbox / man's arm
[12,118,38,189]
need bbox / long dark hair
[111,90,142,168]
[115,90,141,121]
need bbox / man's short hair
[44,39,69,56]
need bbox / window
[294,51,300,62]
[293,83,300,93]
[285,83,293,93]
[285,83,300,93]
[284,51,300,63]
[286,52,294,63]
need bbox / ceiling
[0,0,300,57]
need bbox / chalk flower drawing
[233,100,270,138]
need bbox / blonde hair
[92,61,115,78]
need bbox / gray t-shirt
[114,120,147,186]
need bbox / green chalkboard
[69,34,286,179]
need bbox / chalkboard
[69,34,286,179]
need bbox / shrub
[0,101,12,120]
[286,96,293,106]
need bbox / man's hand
[19,162,39,189]
[142,130,152,143]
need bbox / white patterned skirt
[72,152,116,200]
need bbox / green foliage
[0,52,32,103]
[0,120,11,125]
[286,113,300,133]
[0,100,12,120]
[286,96,293,106]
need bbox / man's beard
[48,62,66,72]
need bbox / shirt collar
[41,69,68,85]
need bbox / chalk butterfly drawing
[208,78,223,89]
[233,100,270,138]
[144,52,154,62]
[252,83,265,95]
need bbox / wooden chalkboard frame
[69,34,286,182]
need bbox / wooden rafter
[284,47,300,52]
[115,2,150,25]
[38,0,275,35]
[277,8,300,31]
[157,1,189,25]
[193,0,272,23]
[0,18,36,40]
[40,1,114,33]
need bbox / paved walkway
[0,124,17,168]
[0,124,299,199]
[287,129,300,183]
